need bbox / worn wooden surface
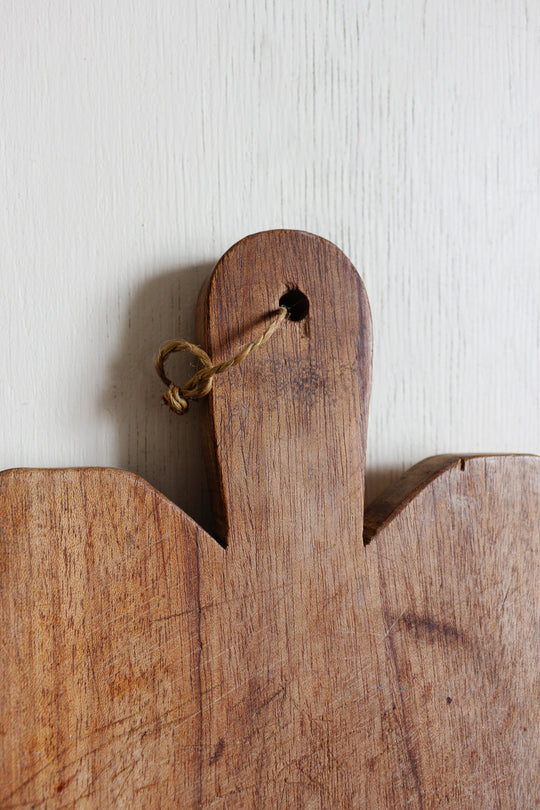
[0,468,207,807]
[363,454,540,807]
[0,231,539,808]
[194,231,373,805]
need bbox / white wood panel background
[1,0,539,529]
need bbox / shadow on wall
[102,262,215,535]
[103,263,402,534]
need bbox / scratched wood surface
[0,231,539,808]
[363,454,540,808]
[0,468,205,807]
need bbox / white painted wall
[1,1,539,528]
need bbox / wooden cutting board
[0,230,538,809]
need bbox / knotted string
[155,306,288,414]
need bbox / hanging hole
[279,288,309,322]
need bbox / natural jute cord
[155,306,288,414]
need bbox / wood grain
[0,468,209,807]
[195,230,373,805]
[363,453,520,543]
[0,231,538,808]
[363,455,540,809]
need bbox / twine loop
[155,306,288,415]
